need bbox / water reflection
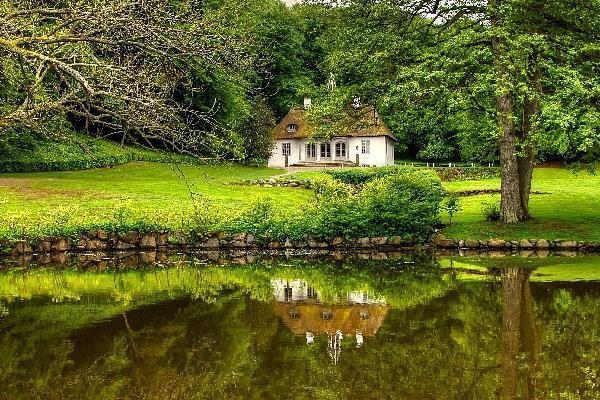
[272,279,389,363]
[0,254,599,399]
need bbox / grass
[442,168,600,241]
[1,158,599,242]
[0,161,312,237]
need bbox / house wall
[268,140,302,167]
[348,136,394,167]
[267,136,395,167]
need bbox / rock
[86,239,107,251]
[87,230,98,239]
[157,233,168,246]
[519,239,534,248]
[115,242,136,250]
[318,242,330,248]
[556,240,578,249]
[463,239,480,248]
[356,237,371,247]
[140,235,157,248]
[307,238,320,248]
[14,241,33,255]
[268,241,281,249]
[202,238,220,248]
[233,233,247,242]
[246,234,256,245]
[487,239,506,249]
[35,241,52,253]
[388,236,404,246]
[332,237,345,247]
[284,238,293,248]
[97,230,109,240]
[433,235,456,248]
[121,231,140,245]
[51,238,70,252]
[371,237,388,246]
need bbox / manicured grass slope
[0,162,311,232]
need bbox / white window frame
[286,124,298,133]
[361,140,370,154]
[320,143,331,158]
[335,142,346,158]
[282,142,291,156]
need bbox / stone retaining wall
[2,231,599,257]
[432,235,597,251]
[2,231,416,256]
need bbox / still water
[0,252,599,399]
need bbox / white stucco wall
[268,136,395,167]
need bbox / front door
[306,143,317,161]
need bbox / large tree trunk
[491,0,541,223]
[491,1,528,223]
[518,57,542,218]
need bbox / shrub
[312,169,444,241]
[481,200,501,221]
[443,193,462,224]
[434,167,500,182]
[326,166,499,185]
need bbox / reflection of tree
[499,268,538,400]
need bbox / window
[286,124,298,133]
[335,142,346,158]
[306,143,316,159]
[282,142,291,156]
[361,140,370,154]
[320,143,331,158]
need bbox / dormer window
[287,124,298,133]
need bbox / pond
[0,252,599,399]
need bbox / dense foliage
[0,131,198,172]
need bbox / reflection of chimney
[304,97,312,109]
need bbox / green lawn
[0,162,312,235]
[1,163,599,242]
[442,168,600,241]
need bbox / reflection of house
[271,279,389,364]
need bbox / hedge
[325,166,500,184]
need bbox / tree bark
[491,0,528,223]
[518,57,542,218]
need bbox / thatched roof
[272,106,397,141]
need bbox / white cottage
[267,98,397,168]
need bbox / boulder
[86,239,107,251]
[246,234,256,246]
[371,237,388,246]
[35,241,52,253]
[97,230,109,240]
[284,239,293,248]
[202,238,220,248]
[121,231,140,245]
[140,235,157,248]
[433,235,456,248]
[356,237,371,247]
[157,233,168,246]
[51,238,70,252]
[331,237,345,247]
[115,242,136,250]
[519,239,534,248]
[463,239,481,249]
[14,241,33,255]
[556,240,579,249]
[487,239,506,249]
